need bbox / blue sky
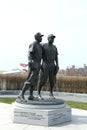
[0,0,87,70]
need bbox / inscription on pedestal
[14,111,45,120]
[12,99,72,126]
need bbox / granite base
[12,99,71,126]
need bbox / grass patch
[65,101,87,110]
[0,98,87,110]
[0,98,16,104]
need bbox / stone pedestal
[12,98,71,126]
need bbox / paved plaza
[0,102,87,130]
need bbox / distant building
[84,64,87,76]
[59,64,87,76]
[58,69,65,76]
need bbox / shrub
[0,74,87,93]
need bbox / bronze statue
[18,32,44,100]
[37,34,59,100]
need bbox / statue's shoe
[17,95,25,100]
[49,93,55,99]
[37,94,44,100]
[28,96,35,100]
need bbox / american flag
[20,63,28,67]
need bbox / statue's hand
[57,66,59,71]
[29,61,39,70]
[54,65,59,75]
[29,62,32,68]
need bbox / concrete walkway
[0,102,87,130]
[0,91,87,103]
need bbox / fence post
[2,79,7,90]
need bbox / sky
[0,0,87,70]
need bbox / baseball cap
[35,32,44,38]
[48,34,56,39]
